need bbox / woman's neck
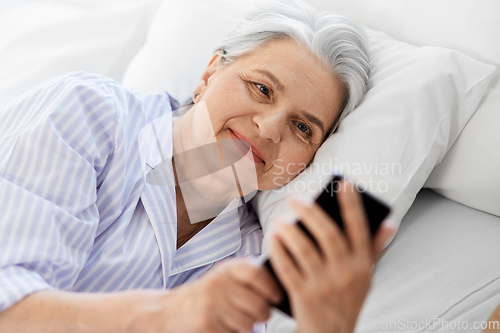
[171,105,241,225]
[171,136,233,249]
[174,182,212,249]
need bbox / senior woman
[0,0,393,332]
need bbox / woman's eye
[297,122,309,133]
[255,83,270,96]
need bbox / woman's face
[194,38,345,191]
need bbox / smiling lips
[229,129,265,164]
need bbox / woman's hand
[269,180,395,333]
[0,259,281,333]
[157,258,282,333]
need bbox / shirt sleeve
[0,72,117,312]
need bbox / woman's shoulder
[0,70,178,173]
[30,71,178,119]
[72,71,180,125]
[35,70,178,142]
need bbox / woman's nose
[252,110,285,143]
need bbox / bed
[1,1,499,332]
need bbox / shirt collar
[169,197,242,276]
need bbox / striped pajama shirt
[0,71,264,330]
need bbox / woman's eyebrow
[251,69,285,91]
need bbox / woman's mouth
[228,129,265,164]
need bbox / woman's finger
[268,233,302,292]
[219,294,257,333]
[289,195,349,264]
[210,318,234,333]
[273,219,324,276]
[371,221,396,262]
[225,260,281,304]
[225,276,272,323]
[337,180,371,256]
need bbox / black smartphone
[262,174,390,317]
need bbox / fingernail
[331,168,343,177]
[381,219,397,246]
[291,194,314,207]
[381,218,397,230]
[275,213,296,225]
[248,255,266,267]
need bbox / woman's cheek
[282,152,311,177]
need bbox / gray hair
[183,0,370,138]
[214,0,370,138]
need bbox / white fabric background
[0,0,162,109]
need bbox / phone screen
[263,175,390,317]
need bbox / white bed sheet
[268,189,500,333]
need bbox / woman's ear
[192,51,223,103]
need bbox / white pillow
[121,0,495,238]
[306,0,500,218]
[424,82,500,217]
[0,0,161,109]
